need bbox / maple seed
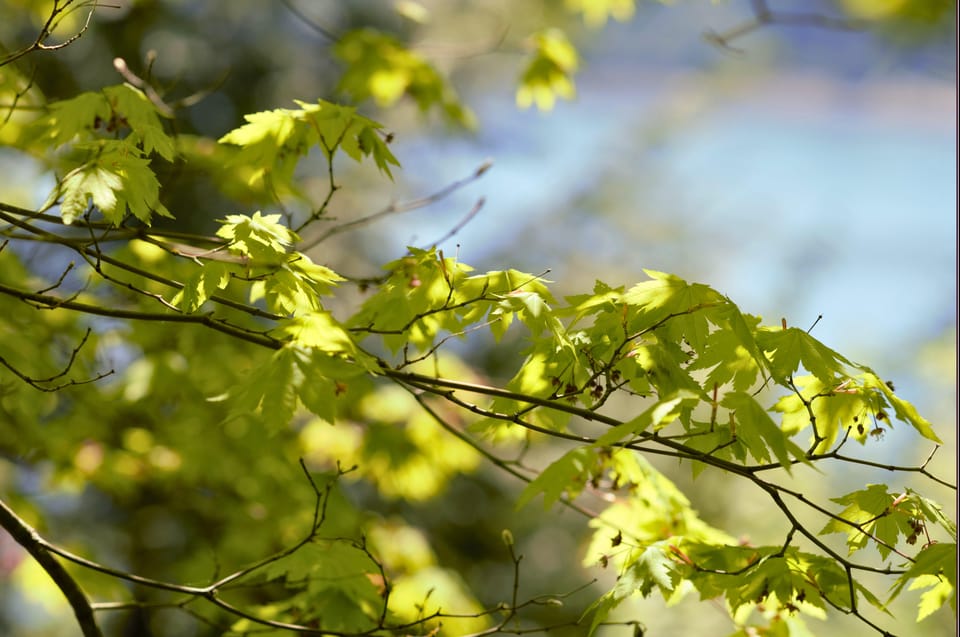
[611,530,622,547]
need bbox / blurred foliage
[0,2,955,637]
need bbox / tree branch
[0,498,104,637]
[704,0,866,51]
[0,0,100,68]
[298,160,492,251]
[0,281,282,349]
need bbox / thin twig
[298,160,492,250]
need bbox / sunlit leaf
[334,29,475,128]
[864,372,943,443]
[516,447,595,510]
[722,391,807,470]
[56,140,171,225]
[517,29,579,111]
[757,327,852,384]
[910,574,954,621]
[172,261,231,313]
[566,0,636,27]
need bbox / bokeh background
[0,0,955,635]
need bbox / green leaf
[217,211,298,262]
[517,29,579,111]
[262,268,323,315]
[687,310,765,392]
[23,84,174,161]
[22,91,109,148]
[773,375,878,452]
[516,447,595,510]
[275,311,368,362]
[582,541,677,635]
[756,327,851,384]
[594,395,690,446]
[218,99,400,191]
[59,163,121,224]
[624,269,722,319]
[334,29,475,128]
[581,591,625,637]
[903,542,957,586]
[722,391,807,470]
[865,372,943,443]
[912,490,957,540]
[56,140,171,225]
[103,84,175,160]
[889,542,957,609]
[172,261,231,313]
[261,540,383,630]
[229,347,300,431]
[349,247,480,353]
[566,0,636,27]
[630,340,705,398]
[821,484,900,556]
[910,574,954,621]
[226,345,360,431]
[632,541,676,593]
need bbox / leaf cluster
[0,3,954,637]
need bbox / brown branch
[390,368,916,579]
[704,0,866,51]
[279,0,341,43]
[0,204,282,321]
[424,196,485,248]
[0,0,101,68]
[112,57,174,117]
[0,327,113,391]
[0,65,37,126]
[0,498,104,637]
[0,281,282,349]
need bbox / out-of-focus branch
[424,196,485,248]
[704,0,866,51]
[298,160,492,251]
[280,0,341,43]
[0,0,101,68]
[0,327,113,391]
[0,498,104,637]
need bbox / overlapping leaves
[171,211,345,316]
[21,84,175,225]
[334,29,475,128]
[517,29,579,111]
[218,98,400,191]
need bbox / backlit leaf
[334,29,475,128]
[516,447,595,510]
[517,29,579,111]
[757,327,851,384]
